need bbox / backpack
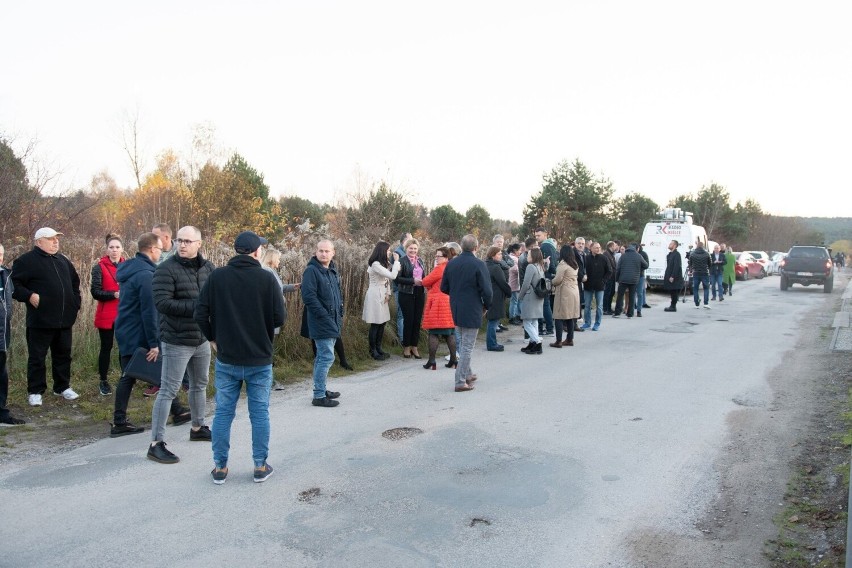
[533,274,550,298]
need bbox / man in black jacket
[148,225,214,464]
[602,241,618,315]
[0,244,24,424]
[612,244,648,319]
[195,231,285,484]
[663,240,684,312]
[688,240,713,309]
[11,228,81,407]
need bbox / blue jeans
[486,319,501,349]
[710,273,724,298]
[540,294,554,333]
[509,291,520,319]
[636,276,646,308]
[583,289,603,326]
[394,290,404,341]
[212,360,273,469]
[692,274,710,305]
[312,338,335,399]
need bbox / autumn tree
[429,204,466,243]
[345,181,419,242]
[464,204,493,241]
[522,158,617,243]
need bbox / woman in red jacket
[420,246,456,370]
[91,234,125,396]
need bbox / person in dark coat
[195,230,285,484]
[485,247,512,352]
[612,244,648,318]
[0,243,24,424]
[111,232,189,437]
[301,240,344,408]
[688,240,712,309]
[602,241,618,314]
[709,244,727,301]
[581,242,612,330]
[440,235,492,392]
[663,240,685,312]
[11,227,81,406]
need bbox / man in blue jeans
[688,240,713,309]
[195,231,285,484]
[302,240,344,408]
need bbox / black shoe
[147,441,179,464]
[0,415,25,425]
[664,306,677,312]
[642,304,651,309]
[110,422,144,437]
[370,350,384,361]
[190,425,212,442]
[325,390,340,399]
[612,313,621,318]
[172,409,192,426]
[376,349,391,360]
[487,345,505,352]
[99,380,112,396]
[520,341,534,353]
[312,396,340,407]
[636,311,642,317]
[340,361,354,371]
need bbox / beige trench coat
[362,260,401,324]
[551,260,580,320]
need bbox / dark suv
[779,246,834,293]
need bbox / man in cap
[11,228,81,406]
[195,231,285,484]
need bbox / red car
[735,252,766,280]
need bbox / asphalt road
[0,274,842,567]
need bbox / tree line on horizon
[0,134,845,255]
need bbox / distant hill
[800,217,852,244]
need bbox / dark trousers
[614,283,636,316]
[555,319,575,343]
[0,351,9,418]
[113,353,182,425]
[603,279,616,312]
[368,323,387,354]
[399,288,425,347]
[98,327,115,381]
[669,290,679,306]
[26,327,72,395]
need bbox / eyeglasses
[175,239,198,245]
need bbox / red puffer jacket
[92,256,122,329]
[421,262,454,330]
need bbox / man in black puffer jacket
[612,244,648,319]
[688,240,712,309]
[11,228,81,407]
[149,225,214,464]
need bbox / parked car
[744,251,771,273]
[767,252,787,275]
[779,245,834,293]
[735,252,766,280]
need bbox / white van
[640,208,712,289]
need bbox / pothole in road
[382,427,424,440]
[298,487,321,502]
[469,518,492,527]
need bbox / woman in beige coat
[362,241,401,360]
[550,244,580,347]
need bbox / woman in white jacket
[362,241,401,360]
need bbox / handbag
[534,274,550,299]
[123,346,162,385]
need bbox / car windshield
[750,252,764,259]
[788,247,828,259]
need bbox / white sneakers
[703,304,712,310]
[55,388,80,400]
[28,388,78,406]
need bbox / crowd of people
[0,223,763,482]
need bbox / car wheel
[742,269,749,281]
[825,279,834,293]
[758,268,766,279]
[780,276,788,291]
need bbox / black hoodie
[11,247,80,328]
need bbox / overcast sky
[2,1,850,223]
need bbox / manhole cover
[382,427,424,440]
